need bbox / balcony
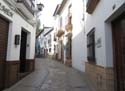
[66,32,72,38]
[65,16,72,32]
[16,0,35,19]
[65,24,72,32]
[86,0,100,14]
[56,29,64,37]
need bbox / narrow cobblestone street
[3,58,95,91]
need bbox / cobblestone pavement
[3,58,95,91]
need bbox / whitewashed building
[53,0,73,65]
[0,0,38,90]
[43,27,55,58]
[84,0,125,91]
[72,0,85,71]
[36,27,57,58]
[53,0,125,91]
[53,0,85,70]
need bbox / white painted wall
[39,27,57,56]
[53,0,86,71]
[45,33,52,55]
[72,0,86,72]
[51,30,57,55]
[0,0,35,61]
[53,16,60,59]
[85,0,125,67]
[59,0,72,63]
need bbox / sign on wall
[96,38,102,48]
[0,2,14,18]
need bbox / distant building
[36,27,57,58]
[0,0,39,90]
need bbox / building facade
[85,0,125,91]
[36,27,56,58]
[53,0,125,91]
[43,27,55,58]
[53,0,85,69]
[53,0,73,65]
[0,0,37,90]
[72,0,85,71]
[53,5,63,62]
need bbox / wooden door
[61,41,64,62]
[0,16,9,90]
[112,12,125,91]
[20,30,27,72]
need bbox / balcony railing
[86,0,100,14]
[65,16,72,32]
[56,29,64,37]
[65,24,72,32]
[17,0,34,15]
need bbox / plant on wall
[36,19,44,38]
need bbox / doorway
[112,12,125,91]
[20,30,27,73]
[0,16,9,90]
[0,17,9,91]
[61,41,64,62]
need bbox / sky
[36,0,62,28]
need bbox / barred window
[87,28,95,63]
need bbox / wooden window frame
[86,0,100,14]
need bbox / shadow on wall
[72,21,87,72]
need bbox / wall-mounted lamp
[15,35,20,45]
[37,3,44,11]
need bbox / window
[86,0,100,14]
[87,28,95,63]
[54,45,56,50]
[49,48,51,52]
[68,4,72,16]
[48,35,51,46]
[54,33,57,41]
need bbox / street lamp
[37,3,44,11]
